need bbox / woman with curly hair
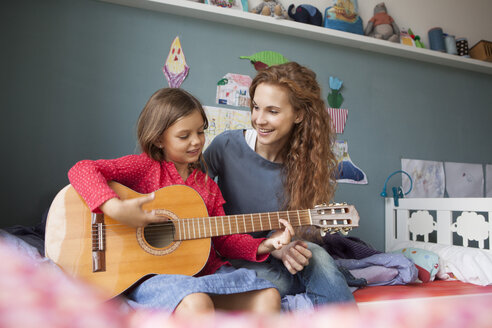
[204,62,354,307]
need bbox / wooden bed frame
[354,197,492,307]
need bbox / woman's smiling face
[251,83,302,153]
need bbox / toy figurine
[364,2,400,43]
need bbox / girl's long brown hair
[249,62,337,212]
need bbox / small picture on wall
[401,158,445,198]
[444,162,484,197]
[203,106,251,149]
[333,140,368,184]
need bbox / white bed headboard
[385,198,492,252]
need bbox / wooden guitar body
[45,182,211,297]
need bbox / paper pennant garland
[163,36,189,88]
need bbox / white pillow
[389,241,492,286]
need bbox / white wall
[249,0,492,48]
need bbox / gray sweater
[204,130,286,237]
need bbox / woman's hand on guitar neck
[100,194,168,228]
[257,219,295,254]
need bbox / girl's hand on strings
[100,193,168,228]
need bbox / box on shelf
[469,40,492,62]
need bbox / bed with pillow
[354,197,492,309]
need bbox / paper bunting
[163,36,189,88]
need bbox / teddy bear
[250,0,288,19]
[364,2,400,43]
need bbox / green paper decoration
[328,76,344,108]
[328,91,344,108]
[240,51,289,70]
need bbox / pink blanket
[0,238,490,328]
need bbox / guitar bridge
[91,213,106,272]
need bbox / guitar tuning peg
[339,228,348,236]
[329,227,339,235]
[320,229,327,237]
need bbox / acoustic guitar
[45,182,359,298]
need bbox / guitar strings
[90,210,313,236]
[90,213,314,247]
[88,210,352,244]
[91,210,311,230]
[91,214,315,240]
[90,211,351,236]
[92,210,311,228]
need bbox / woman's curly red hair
[249,62,338,212]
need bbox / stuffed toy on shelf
[250,0,288,19]
[364,2,400,43]
[324,0,364,35]
[288,4,323,26]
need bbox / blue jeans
[230,242,354,305]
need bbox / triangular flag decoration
[240,51,289,70]
[163,36,189,88]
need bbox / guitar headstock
[309,203,360,236]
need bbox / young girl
[204,62,355,307]
[68,88,294,316]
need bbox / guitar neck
[174,210,312,241]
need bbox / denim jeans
[230,241,354,305]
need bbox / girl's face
[251,83,302,151]
[159,110,205,171]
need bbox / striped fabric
[327,108,348,134]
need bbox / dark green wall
[1,0,491,250]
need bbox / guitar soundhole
[137,209,181,256]
[143,222,175,248]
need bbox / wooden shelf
[101,0,492,75]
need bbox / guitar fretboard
[174,210,312,241]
